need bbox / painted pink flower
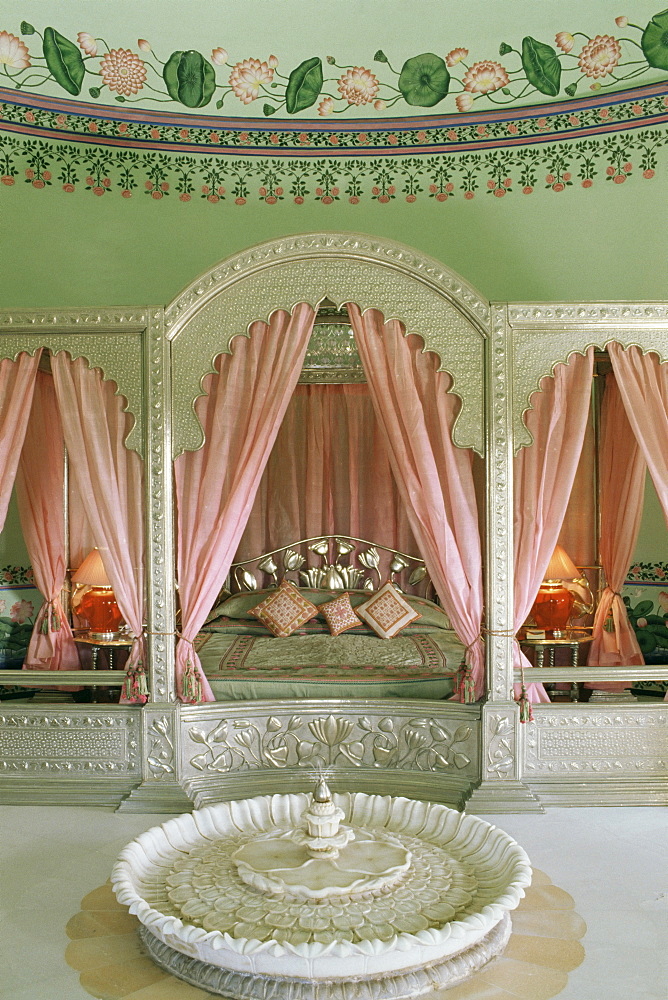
[579,35,622,79]
[446,47,468,67]
[658,591,668,612]
[337,66,379,105]
[456,92,474,112]
[555,32,575,54]
[138,39,151,53]
[10,599,33,623]
[0,598,5,613]
[462,60,509,94]
[318,97,334,116]
[100,49,147,96]
[228,58,274,104]
[0,30,31,69]
[211,47,228,66]
[77,32,97,57]
[374,99,386,111]
[268,55,278,69]
[615,16,629,28]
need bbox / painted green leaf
[285,57,323,114]
[163,50,215,108]
[398,53,449,107]
[263,103,278,116]
[642,9,668,70]
[636,629,657,654]
[521,36,561,97]
[43,27,85,96]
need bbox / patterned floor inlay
[66,868,586,1000]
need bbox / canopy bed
[0,233,666,812]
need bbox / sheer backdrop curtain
[587,371,645,672]
[0,351,42,532]
[174,304,316,702]
[237,384,416,561]
[514,349,594,704]
[347,305,485,700]
[17,372,80,671]
[51,354,146,702]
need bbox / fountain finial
[293,776,354,858]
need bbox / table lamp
[71,548,124,638]
[530,545,594,635]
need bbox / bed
[195,536,463,701]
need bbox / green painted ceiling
[1,1,668,308]
[3,1,668,118]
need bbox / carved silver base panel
[138,913,511,1000]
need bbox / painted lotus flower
[456,92,474,112]
[137,39,151,53]
[0,31,30,69]
[10,599,33,623]
[77,31,97,57]
[578,35,622,78]
[555,31,575,54]
[318,97,334,115]
[229,58,274,104]
[462,60,509,94]
[446,47,468,67]
[337,66,379,105]
[100,49,147,95]
[211,47,228,66]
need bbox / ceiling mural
[1,1,668,206]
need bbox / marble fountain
[111,779,532,999]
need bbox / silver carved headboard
[229,535,432,597]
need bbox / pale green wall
[2,164,666,309]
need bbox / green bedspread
[196,630,460,701]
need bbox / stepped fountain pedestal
[112,779,532,999]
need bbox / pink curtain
[514,350,594,703]
[588,372,645,672]
[16,372,80,671]
[609,344,668,521]
[347,305,485,700]
[0,351,41,532]
[237,384,416,562]
[51,355,146,702]
[174,305,317,702]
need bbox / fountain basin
[112,791,531,991]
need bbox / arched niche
[0,330,145,455]
[508,302,668,450]
[165,233,489,459]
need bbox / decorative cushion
[356,582,421,639]
[249,579,319,637]
[320,592,362,637]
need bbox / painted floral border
[1,12,668,119]
[626,562,668,583]
[2,84,668,155]
[1,125,666,203]
[0,564,34,586]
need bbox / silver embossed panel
[0,711,140,773]
[525,710,667,775]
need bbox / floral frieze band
[1,12,668,117]
[1,124,665,203]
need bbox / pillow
[320,592,362,637]
[356,582,421,639]
[249,579,319,637]
[213,588,345,621]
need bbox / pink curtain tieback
[120,634,148,705]
[38,599,63,635]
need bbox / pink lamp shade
[72,549,124,634]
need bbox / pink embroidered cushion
[249,579,319,637]
[320,592,362,637]
[356,581,421,639]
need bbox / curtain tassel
[122,661,149,704]
[182,659,203,704]
[456,660,475,704]
[517,682,534,723]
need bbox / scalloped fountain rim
[111,791,532,976]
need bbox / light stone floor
[0,804,666,1000]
